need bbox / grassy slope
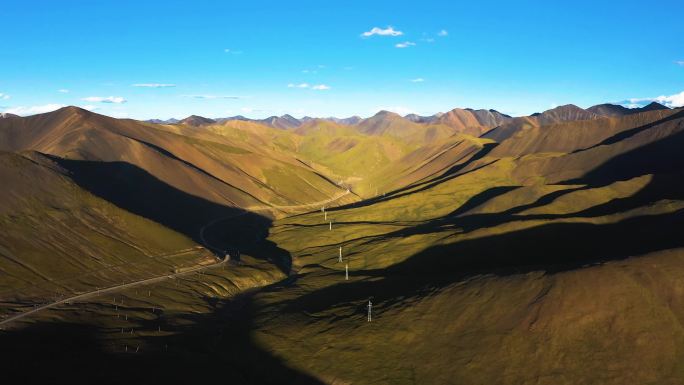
[3,108,684,384]
[0,151,211,315]
[239,109,684,384]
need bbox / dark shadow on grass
[447,186,520,217]
[571,109,684,154]
[329,150,499,215]
[566,120,684,185]
[48,156,272,251]
[0,291,323,385]
[283,208,684,315]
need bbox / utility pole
[367,300,372,322]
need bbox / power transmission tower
[367,300,372,322]
[338,246,342,263]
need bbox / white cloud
[652,92,684,107]
[623,91,684,108]
[82,96,127,104]
[287,83,330,90]
[224,49,243,54]
[0,93,10,100]
[80,105,99,111]
[132,83,176,88]
[395,41,416,48]
[676,60,684,66]
[438,29,448,37]
[181,94,241,99]
[376,106,416,116]
[2,103,66,116]
[410,78,425,83]
[421,37,435,43]
[240,107,268,113]
[361,26,403,37]
[58,89,69,93]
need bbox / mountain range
[3,99,684,384]
[147,102,672,137]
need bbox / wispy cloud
[240,107,268,113]
[132,83,176,88]
[181,94,241,99]
[621,91,684,108]
[410,78,425,83]
[361,26,403,37]
[58,89,69,93]
[224,49,243,54]
[0,93,10,100]
[2,103,66,116]
[395,41,416,48]
[676,60,684,66]
[301,65,326,74]
[438,29,448,37]
[288,83,330,90]
[82,96,127,104]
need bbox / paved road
[0,190,351,328]
[0,255,227,328]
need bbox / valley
[2,102,684,383]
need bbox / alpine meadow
[2,1,684,384]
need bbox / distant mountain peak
[642,101,669,111]
[373,110,403,119]
[179,115,216,126]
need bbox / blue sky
[1,0,683,119]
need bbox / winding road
[0,190,351,327]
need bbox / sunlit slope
[489,108,679,158]
[436,107,512,136]
[483,104,601,142]
[251,249,684,384]
[205,117,491,199]
[244,108,684,383]
[0,107,353,212]
[0,151,211,315]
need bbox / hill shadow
[572,109,684,154]
[284,124,684,313]
[566,120,684,185]
[329,143,499,214]
[0,291,323,385]
[47,156,286,265]
[283,207,684,315]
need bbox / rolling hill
[3,102,684,384]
